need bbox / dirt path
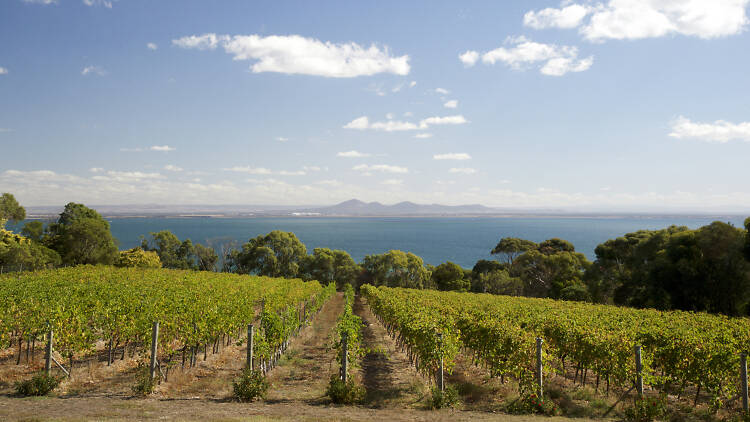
[354,295,428,409]
[264,291,345,403]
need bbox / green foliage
[514,248,591,299]
[228,230,307,277]
[141,230,195,270]
[0,192,26,227]
[361,250,431,289]
[431,261,470,292]
[15,372,60,396]
[744,217,750,261]
[326,374,365,404]
[0,228,60,270]
[45,203,118,266]
[131,361,159,396]
[429,385,460,409]
[194,243,218,271]
[21,221,44,242]
[491,237,537,264]
[622,395,667,422]
[477,269,523,295]
[116,247,162,268]
[300,247,361,289]
[232,367,269,402]
[506,392,558,415]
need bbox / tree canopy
[431,261,470,291]
[228,230,307,277]
[45,202,118,265]
[491,237,537,264]
[361,250,431,289]
[300,247,361,288]
[0,193,26,227]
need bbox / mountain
[307,199,499,216]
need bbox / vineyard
[362,285,750,412]
[0,266,335,378]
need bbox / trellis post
[44,328,53,375]
[247,324,254,370]
[150,321,159,380]
[741,353,748,414]
[340,332,348,381]
[536,337,543,397]
[437,332,445,392]
[634,345,643,397]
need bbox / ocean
[80,215,748,268]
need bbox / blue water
[85,216,748,268]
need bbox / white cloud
[669,116,750,143]
[449,167,477,174]
[409,81,417,88]
[93,171,163,182]
[459,50,480,67]
[173,33,410,77]
[434,153,471,160]
[23,0,58,4]
[524,4,590,29]
[435,88,450,94]
[476,36,593,76]
[0,67,7,75]
[223,166,273,175]
[382,179,404,186]
[344,115,468,132]
[391,84,404,93]
[353,164,408,174]
[414,133,433,139]
[164,165,183,172]
[81,65,106,76]
[278,170,306,176]
[147,42,158,50]
[404,111,414,117]
[89,167,104,173]
[276,137,289,142]
[303,166,323,172]
[524,1,750,41]
[83,0,114,7]
[150,145,176,152]
[419,115,468,128]
[443,100,458,109]
[337,150,371,158]
[385,113,394,119]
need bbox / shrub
[326,375,365,404]
[506,392,558,415]
[622,395,667,422]
[429,385,460,409]
[233,367,269,402]
[132,362,160,396]
[15,372,60,396]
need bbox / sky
[1,0,750,212]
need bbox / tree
[194,243,219,272]
[45,203,118,265]
[538,238,575,255]
[361,250,431,289]
[116,247,162,268]
[21,221,44,242]
[141,230,197,270]
[431,261,470,291]
[491,237,537,265]
[470,259,507,292]
[477,269,523,296]
[230,231,307,278]
[1,228,60,270]
[300,248,361,289]
[0,193,26,227]
[514,247,590,299]
[744,217,750,261]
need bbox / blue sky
[1,0,749,211]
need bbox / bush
[233,367,269,402]
[132,362,160,396]
[15,372,60,396]
[429,385,460,409]
[506,392,558,415]
[326,375,365,404]
[622,395,667,422]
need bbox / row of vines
[362,285,750,411]
[0,265,334,375]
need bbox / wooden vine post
[437,332,445,392]
[741,353,749,414]
[149,321,159,381]
[44,328,53,375]
[634,345,643,397]
[340,332,348,381]
[247,324,254,370]
[536,337,543,397]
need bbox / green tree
[470,259,507,292]
[194,243,219,271]
[361,250,431,289]
[514,246,590,299]
[491,237,537,265]
[45,203,118,265]
[1,228,60,270]
[300,248,361,289]
[230,231,307,278]
[431,261,470,291]
[141,230,198,270]
[744,217,750,261]
[116,247,162,268]
[477,269,523,296]
[0,192,26,227]
[538,238,575,255]
[21,221,44,242]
